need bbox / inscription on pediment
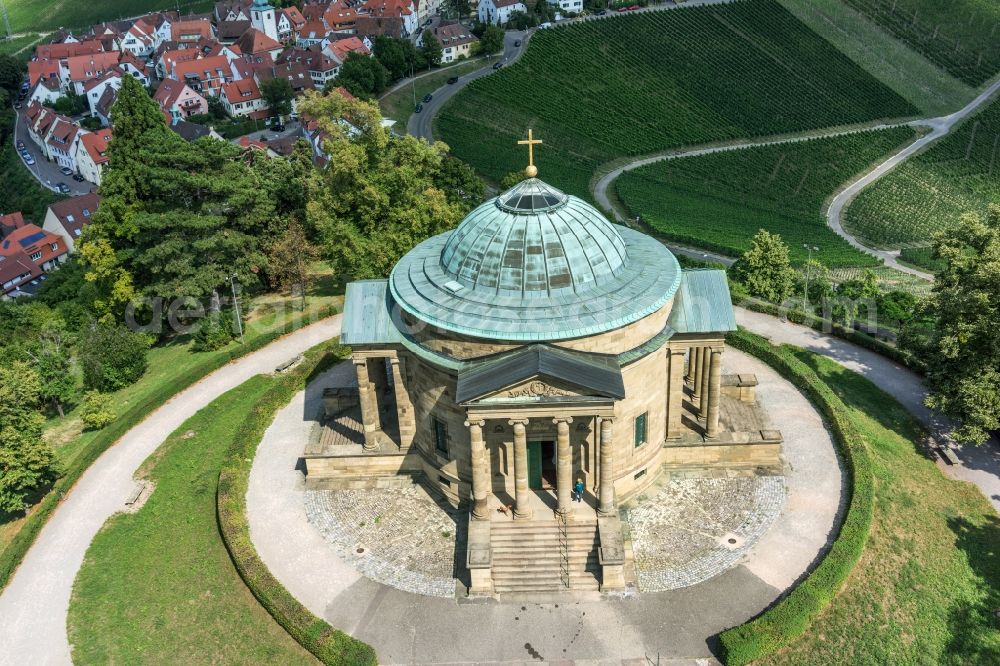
[503,379,582,399]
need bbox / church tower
[250,0,278,42]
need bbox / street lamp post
[802,244,819,310]
[229,273,245,344]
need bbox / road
[407,29,529,141]
[12,105,94,196]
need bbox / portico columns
[692,347,704,401]
[466,419,488,520]
[667,346,686,439]
[598,417,615,516]
[390,357,415,450]
[699,346,712,416]
[706,347,723,438]
[354,358,381,452]
[553,417,573,517]
[509,419,532,521]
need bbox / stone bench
[939,445,961,466]
[274,354,303,373]
[125,483,145,506]
[721,374,758,402]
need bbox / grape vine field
[436,0,917,197]
[844,97,1000,261]
[615,127,917,267]
[841,0,1000,87]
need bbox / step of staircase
[489,519,601,594]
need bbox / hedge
[717,329,875,665]
[0,311,335,592]
[216,343,378,666]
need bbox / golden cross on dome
[518,129,543,178]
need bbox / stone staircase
[490,518,601,594]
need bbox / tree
[331,52,389,98]
[798,258,832,307]
[0,54,23,94]
[79,322,149,392]
[421,30,443,67]
[0,362,55,514]
[878,290,917,328]
[480,25,505,54]
[729,230,797,303]
[34,323,76,417]
[500,169,528,190]
[260,76,294,119]
[267,218,320,307]
[80,390,115,430]
[443,0,470,19]
[300,90,484,279]
[902,208,1000,444]
[833,268,880,326]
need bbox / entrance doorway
[528,441,556,490]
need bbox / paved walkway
[247,349,841,664]
[735,307,1000,512]
[0,317,342,666]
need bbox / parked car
[16,140,24,150]
[72,173,85,182]
[628,4,641,9]
[597,9,607,15]
[422,93,432,103]
[539,22,552,28]
[55,182,70,193]
[514,40,521,47]
[447,76,459,84]
[414,103,423,113]
[59,166,73,176]
[22,154,35,166]
[13,102,20,109]
[492,61,503,70]
[271,123,285,132]
[617,7,628,11]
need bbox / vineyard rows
[436,0,916,198]
[615,127,917,267]
[844,96,1000,258]
[842,0,1000,87]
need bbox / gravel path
[0,317,342,666]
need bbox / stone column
[706,347,723,438]
[685,347,695,384]
[699,346,712,416]
[553,417,573,517]
[354,358,381,452]
[466,419,488,520]
[598,417,615,516]
[390,357,415,450]
[666,347,686,439]
[509,419,532,521]
[692,347,704,400]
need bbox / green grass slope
[615,127,916,266]
[841,0,1000,87]
[6,0,214,34]
[68,376,317,665]
[844,96,1000,254]
[436,0,917,197]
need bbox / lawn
[840,0,1000,87]
[843,95,1000,264]
[67,375,317,665]
[0,33,41,56]
[614,127,916,266]
[775,0,975,117]
[379,58,486,128]
[5,0,214,33]
[758,349,1000,664]
[436,0,917,197]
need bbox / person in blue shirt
[573,479,585,502]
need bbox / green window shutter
[434,418,448,454]
[635,412,647,448]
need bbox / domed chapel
[304,133,784,595]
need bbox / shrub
[80,390,115,431]
[79,322,150,392]
[191,311,235,352]
[718,330,875,665]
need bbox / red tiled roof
[34,40,103,61]
[222,77,261,104]
[66,52,120,82]
[173,55,232,82]
[0,224,67,272]
[171,19,214,42]
[27,60,60,86]
[234,27,282,55]
[0,249,39,294]
[0,212,25,239]
[80,129,113,166]
[330,37,370,62]
[46,193,100,240]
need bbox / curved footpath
[248,348,840,664]
[0,317,341,666]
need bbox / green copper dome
[389,177,681,342]
[440,179,628,296]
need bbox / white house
[84,71,122,117]
[418,23,478,63]
[120,18,158,57]
[42,194,101,252]
[550,0,583,13]
[250,0,279,42]
[28,78,61,106]
[45,118,85,171]
[221,77,266,117]
[75,130,112,186]
[478,0,527,25]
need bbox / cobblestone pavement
[304,485,461,598]
[625,476,785,591]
